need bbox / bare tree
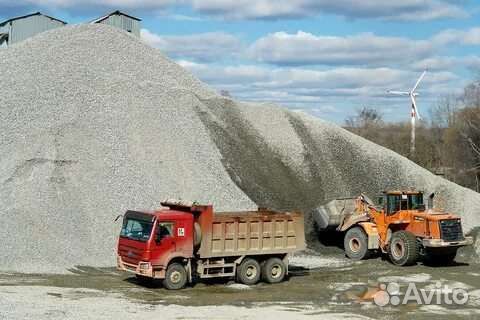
[342,80,480,192]
[345,107,383,130]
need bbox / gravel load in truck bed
[0,24,479,273]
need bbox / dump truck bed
[197,210,305,258]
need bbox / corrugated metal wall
[9,15,64,44]
[98,14,140,37]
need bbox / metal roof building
[92,11,141,37]
[0,12,66,47]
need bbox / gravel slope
[0,24,479,272]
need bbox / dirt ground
[1,252,479,320]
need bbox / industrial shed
[0,12,66,47]
[92,11,141,37]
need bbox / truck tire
[344,227,371,260]
[163,263,187,290]
[261,258,286,284]
[388,231,419,266]
[236,258,261,285]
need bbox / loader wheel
[237,258,261,285]
[261,258,286,284]
[163,263,187,290]
[344,227,371,260]
[388,231,419,266]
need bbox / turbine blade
[387,90,410,96]
[412,70,426,93]
[411,95,421,120]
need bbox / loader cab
[379,191,425,215]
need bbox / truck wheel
[388,231,419,266]
[261,258,286,284]
[237,258,261,285]
[344,227,371,260]
[163,263,187,290]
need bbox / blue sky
[1,1,480,124]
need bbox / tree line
[344,80,480,192]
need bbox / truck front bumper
[117,255,166,279]
[422,236,474,248]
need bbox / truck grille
[118,244,142,265]
[439,219,464,242]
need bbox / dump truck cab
[315,191,473,266]
[117,209,195,280]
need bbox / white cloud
[141,29,243,62]
[412,55,480,72]
[249,28,480,68]
[176,60,467,122]
[249,31,433,66]
[178,61,459,100]
[189,0,467,21]
[0,0,469,21]
[143,28,480,70]
[432,27,480,46]
[165,14,205,21]
[0,0,174,16]
[0,0,172,11]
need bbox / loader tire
[163,263,187,290]
[388,231,419,266]
[344,227,371,260]
[237,258,261,285]
[261,258,286,284]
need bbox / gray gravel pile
[0,24,479,272]
[0,24,255,273]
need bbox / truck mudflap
[422,236,474,248]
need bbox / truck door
[151,221,176,267]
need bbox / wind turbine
[387,70,427,156]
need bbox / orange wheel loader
[314,191,473,266]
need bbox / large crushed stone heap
[0,24,479,273]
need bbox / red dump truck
[117,200,305,289]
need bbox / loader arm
[337,194,377,232]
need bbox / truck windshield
[120,215,154,242]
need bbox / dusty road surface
[1,252,479,320]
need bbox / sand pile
[0,24,479,272]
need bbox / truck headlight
[139,262,151,270]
